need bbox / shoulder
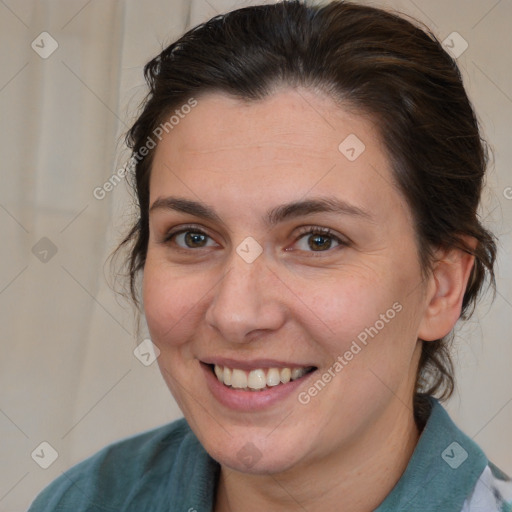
[28,418,211,512]
[462,462,512,512]
[376,397,512,512]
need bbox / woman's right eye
[165,228,218,249]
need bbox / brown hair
[116,0,497,422]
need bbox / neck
[214,400,421,512]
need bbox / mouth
[200,360,319,411]
[208,363,317,391]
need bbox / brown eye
[293,227,345,253]
[164,228,218,249]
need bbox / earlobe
[417,240,476,342]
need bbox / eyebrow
[149,196,374,226]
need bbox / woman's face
[143,87,431,474]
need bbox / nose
[204,249,286,344]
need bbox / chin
[199,427,311,475]
[215,446,301,475]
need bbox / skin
[143,87,475,511]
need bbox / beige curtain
[0,1,510,510]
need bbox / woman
[29,1,512,511]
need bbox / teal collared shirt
[28,397,512,512]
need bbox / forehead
[149,87,406,223]
[154,88,376,164]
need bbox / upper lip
[201,357,317,371]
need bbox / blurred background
[0,0,511,510]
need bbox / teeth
[291,368,307,380]
[231,369,247,389]
[213,364,312,390]
[267,368,281,387]
[247,369,266,390]
[280,367,291,384]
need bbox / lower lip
[201,363,316,412]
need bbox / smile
[212,364,316,391]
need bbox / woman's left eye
[293,227,345,252]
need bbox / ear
[418,238,476,342]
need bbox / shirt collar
[375,396,488,511]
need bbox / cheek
[142,259,207,348]
[302,273,391,340]
[302,264,420,371]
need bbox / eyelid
[163,223,209,242]
[293,225,349,246]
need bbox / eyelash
[162,224,347,254]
